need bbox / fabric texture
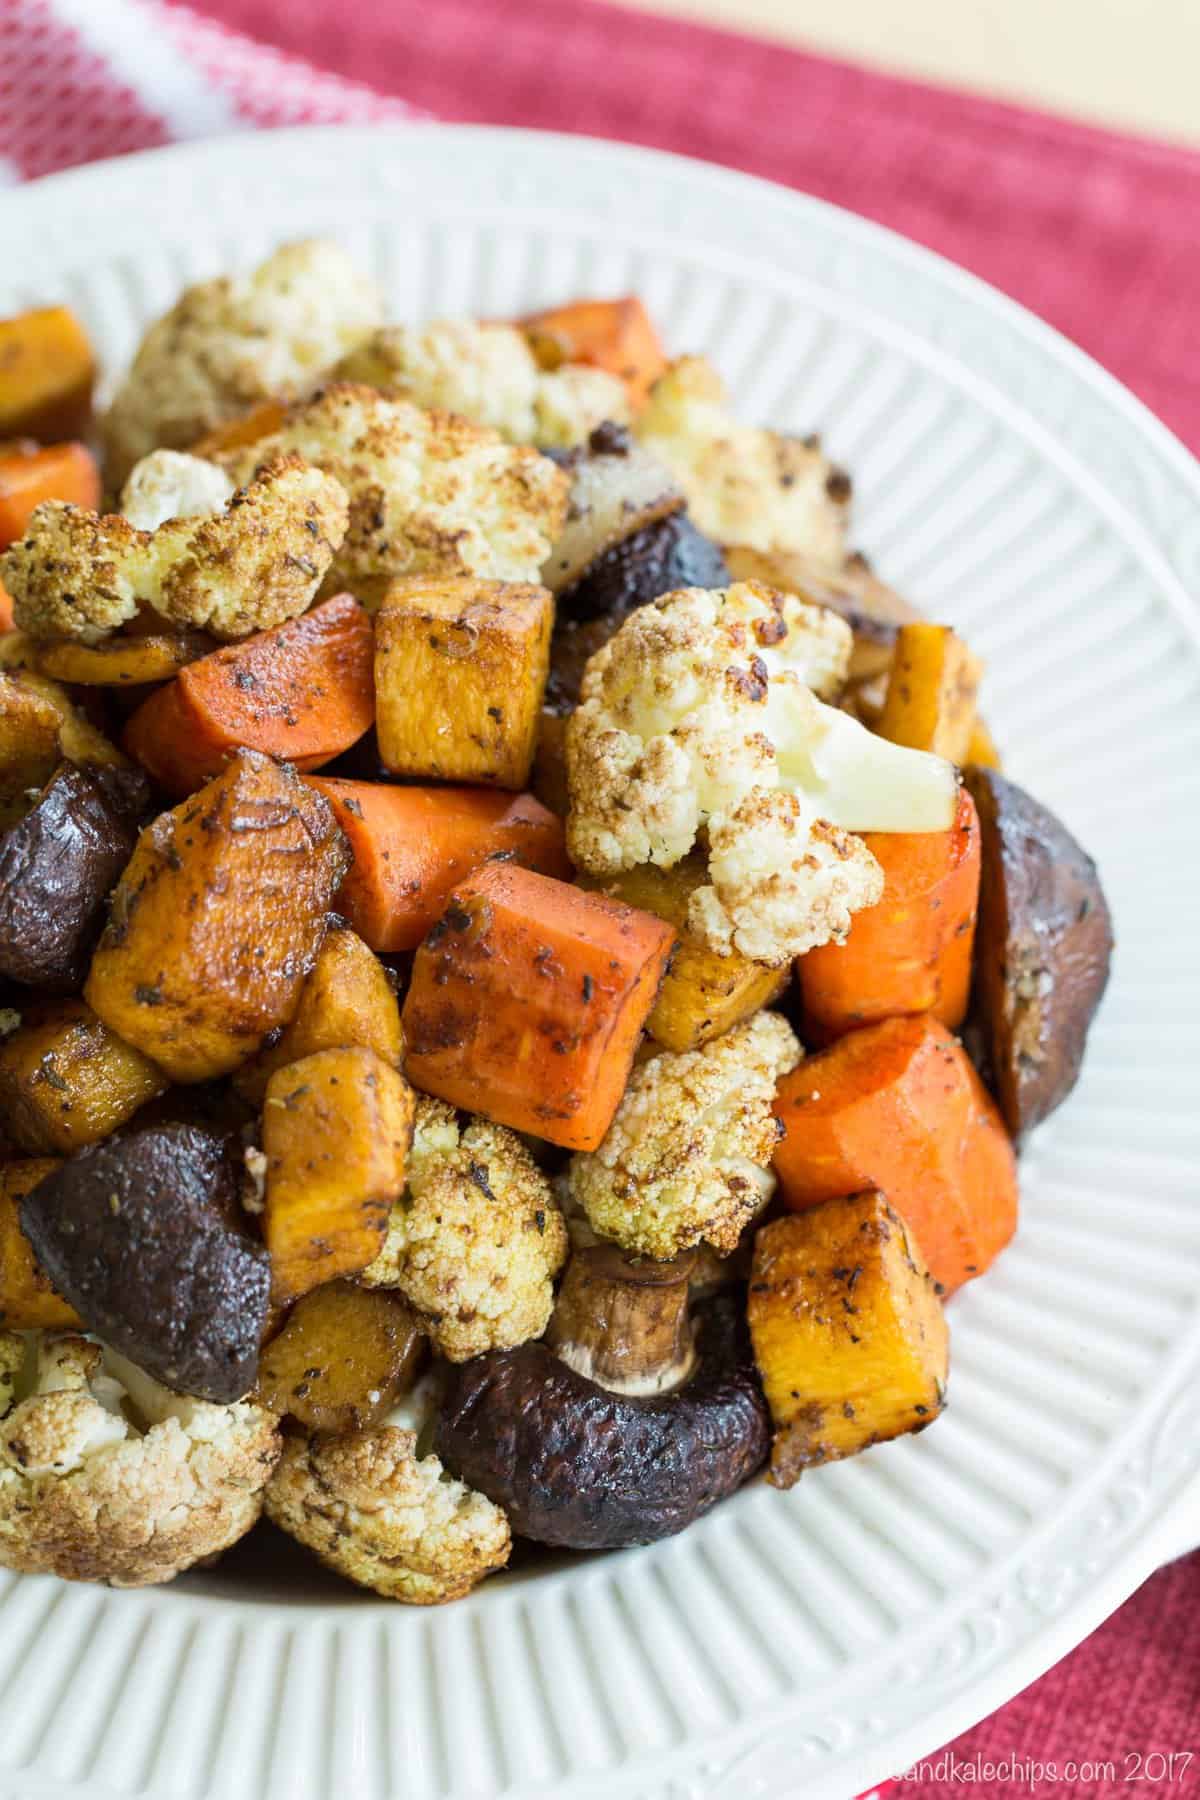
[1,0,1198,1791]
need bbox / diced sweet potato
[0,1157,81,1329]
[234,922,403,1104]
[190,398,288,459]
[255,1280,424,1433]
[306,778,569,952]
[263,1046,415,1304]
[123,595,375,796]
[772,1015,1018,1294]
[519,297,667,407]
[0,441,101,550]
[0,669,124,829]
[403,860,676,1150]
[29,631,214,687]
[85,750,349,1083]
[876,624,982,763]
[582,855,788,1052]
[0,1001,166,1155]
[0,306,96,442]
[749,1192,949,1486]
[375,578,553,788]
[799,788,981,1038]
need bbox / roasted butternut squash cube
[263,1046,415,1303]
[966,716,1002,770]
[748,1191,949,1487]
[876,623,982,764]
[0,306,96,442]
[375,577,553,788]
[0,670,123,830]
[85,750,350,1083]
[0,1157,81,1329]
[235,922,403,1104]
[0,1001,166,1155]
[255,1280,425,1434]
[582,854,789,1052]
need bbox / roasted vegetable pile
[0,250,1111,1601]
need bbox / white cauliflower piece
[2,453,348,643]
[218,383,568,601]
[566,581,959,963]
[0,1333,280,1587]
[637,356,850,563]
[120,449,236,530]
[336,319,631,448]
[265,1420,510,1604]
[568,1012,801,1259]
[362,1097,568,1362]
[102,239,383,483]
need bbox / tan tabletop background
[629,0,1200,146]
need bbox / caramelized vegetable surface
[256,1281,424,1434]
[86,750,349,1082]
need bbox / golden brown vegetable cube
[0,671,123,830]
[0,306,96,442]
[966,717,1003,770]
[0,1001,166,1155]
[234,922,403,1104]
[583,854,788,1052]
[375,577,553,788]
[85,750,349,1083]
[255,1280,425,1434]
[263,1046,415,1304]
[876,623,982,764]
[0,1158,81,1329]
[748,1191,949,1487]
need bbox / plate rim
[3,121,1199,1800]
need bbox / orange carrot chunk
[403,860,676,1150]
[123,594,375,796]
[0,307,96,443]
[190,398,288,459]
[772,1014,1017,1294]
[0,441,101,550]
[305,778,570,953]
[519,297,668,408]
[799,788,981,1040]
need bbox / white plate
[3,125,1199,1800]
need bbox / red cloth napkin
[1,2,1198,1792]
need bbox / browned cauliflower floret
[568,1012,802,1259]
[362,1097,568,1361]
[636,356,850,562]
[265,1417,510,1604]
[566,581,959,964]
[0,1334,280,1588]
[2,453,348,643]
[336,320,631,448]
[102,239,383,484]
[217,383,568,602]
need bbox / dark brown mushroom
[964,765,1113,1139]
[545,1243,697,1395]
[435,1293,770,1550]
[0,761,150,991]
[20,1122,270,1403]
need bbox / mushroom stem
[546,1243,697,1396]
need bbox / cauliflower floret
[120,449,236,530]
[2,453,348,643]
[218,383,568,601]
[568,1012,802,1259]
[102,239,383,484]
[636,356,850,563]
[362,1097,568,1361]
[567,581,959,963]
[336,319,631,448]
[265,1421,510,1604]
[0,1333,280,1587]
